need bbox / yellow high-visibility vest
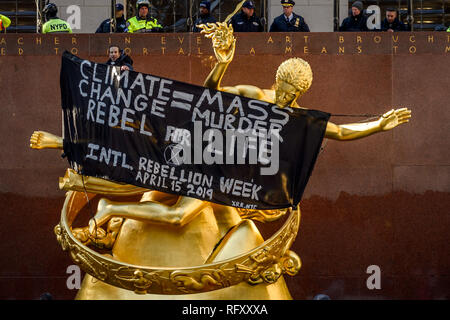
[0,14,11,31]
[127,16,162,33]
[43,18,72,34]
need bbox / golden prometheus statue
[30,17,411,300]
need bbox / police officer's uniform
[230,1,263,32]
[41,3,72,34]
[269,0,310,32]
[0,14,11,32]
[127,15,162,33]
[43,18,72,34]
[127,1,162,33]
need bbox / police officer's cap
[281,0,295,6]
[243,1,255,9]
[136,0,150,9]
[199,1,211,11]
[115,3,124,11]
[43,3,58,16]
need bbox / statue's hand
[30,130,63,149]
[199,22,236,64]
[379,107,412,131]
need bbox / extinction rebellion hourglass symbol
[164,143,186,166]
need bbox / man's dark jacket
[106,51,134,71]
[193,13,217,32]
[340,12,369,31]
[380,17,407,31]
[269,12,310,32]
[231,11,263,32]
[96,16,127,33]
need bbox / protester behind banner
[106,45,133,71]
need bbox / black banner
[61,51,329,210]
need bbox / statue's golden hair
[275,58,313,95]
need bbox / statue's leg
[206,219,264,263]
[88,195,208,233]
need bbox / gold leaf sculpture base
[56,191,301,299]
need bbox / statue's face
[275,80,300,108]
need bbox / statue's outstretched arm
[30,132,148,195]
[325,108,411,140]
[30,131,63,149]
[199,22,236,90]
[89,195,209,233]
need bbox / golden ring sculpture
[55,190,301,295]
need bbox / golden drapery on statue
[30,13,411,299]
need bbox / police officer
[269,0,309,32]
[192,1,216,32]
[230,0,263,32]
[42,3,72,34]
[96,3,128,33]
[127,0,162,33]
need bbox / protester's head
[115,3,124,18]
[275,58,313,107]
[351,1,363,16]
[385,8,398,23]
[136,0,150,18]
[242,1,255,18]
[109,45,121,62]
[281,0,295,17]
[43,3,58,21]
[199,1,210,15]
